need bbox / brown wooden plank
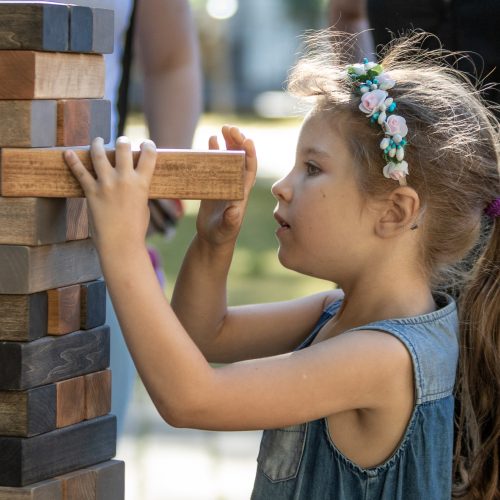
[0,2,69,52]
[0,240,100,295]
[47,284,81,335]
[0,292,47,341]
[0,148,245,200]
[65,198,89,241]
[0,100,56,147]
[0,51,104,99]
[80,280,106,330]
[0,478,63,500]
[84,369,111,420]
[56,376,85,428]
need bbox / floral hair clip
[347,58,409,185]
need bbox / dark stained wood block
[0,385,56,437]
[0,292,47,342]
[47,284,81,335]
[0,51,104,99]
[0,3,69,52]
[56,377,85,428]
[0,478,63,500]
[0,100,56,147]
[0,240,101,294]
[0,325,110,391]
[70,7,114,54]
[0,148,245,200]
[84,370,111,420]
[65,198,89,241]
[0,415,116,487]
[80,280,106,330]
[56,99,110,146]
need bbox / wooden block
[0,100,56,147]
[80,280,106,330]
[0,478,63,500]
[57,99,111,146]
[0,51,104,99]
[0,3,69,52]
[0,325,110,391]
[84,370,111,420]
[56,377,85,428]
[0,385,56,437]
[65,198,89,241]
[48,285,81,335]
[0,239,101,294]
[70,7,114,54]
[0,148,245,200]
[0,293,47,342]
[0,415,116,487]
[60,460,124,500]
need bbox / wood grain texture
[0,3,69,52]
[56,99,110,146]
[56,376,85,428]
[80,280,106,330]
[84,369,111,420]
[0,100,56,147]
[0,239,101,294]
[0,478,63,500]
[65,198,89,241]
[0,325,110,391]
[0,148,245,200]
[0,292,47,341]
[0,51,104,99]
[70,7,114,54]
[47,284,81,335]
[0,415,116,487]
[0,385,56,437]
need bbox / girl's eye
[305,162,321,176]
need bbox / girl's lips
[274,212,290,228]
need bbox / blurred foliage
[284,0,329,27]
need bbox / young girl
[64,32,499,500]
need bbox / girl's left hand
[64,136,157,253]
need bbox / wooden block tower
[0,3,123,498]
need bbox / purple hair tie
[484,198,500,218]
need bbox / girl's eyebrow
[303,146,331,159]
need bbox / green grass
[148,178,333,306]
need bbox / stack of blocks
[0,2,124,499]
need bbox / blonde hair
[288,30,500,499]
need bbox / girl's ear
[375,187,421,238]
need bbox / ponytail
[454,217,500,499]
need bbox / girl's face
[272,109,374,282]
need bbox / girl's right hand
[196,126,257,247]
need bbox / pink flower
[384,115,408,137]
[377,72,396,90]
[359,89,388,116]
[383,161,409,181]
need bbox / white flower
[377,72,396,90]
[359,89,388,116]
[351,63,366,75]
[365,61,377,70]
[383,161,409,181]
[384,115,408,137]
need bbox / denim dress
[251,294,459,500]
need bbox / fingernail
[117,136,130,144]
[64,150,75,159]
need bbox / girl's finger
[90,137,112,180]
[242,138,258,191]
[115,136,134,174]
[208,135,220,150]
[136,139,157,184]
[64,150,96,194]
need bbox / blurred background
[120,1,333,499]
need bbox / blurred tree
[284,0,329,27]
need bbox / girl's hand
[63,136,157,253]
[196,126,257,247]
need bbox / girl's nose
[271,174,293,202]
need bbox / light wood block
[0,100,56,147]
[0,293,47,341]
[84,370,111,420]
[0,385,56,437]
[57,99,111,146]
[0,148,245,200]
[70,7,114,54]
[48,285,81,335]
[0,51,104,99]
[56,377,85,428]
[0,325,110,391]
[0,415,116,487]
[0,478,62,500]
[0,239,100,294]
[0,3,69,52]
[61,460,124,500]
[80,280,106,330]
